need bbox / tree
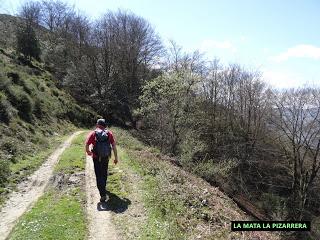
[165,40,205,75]
[41,0,69,31]
[139,71,199,154]
[270,88,320,219]
[16,24,41,61]
[198,63,269,161]
[64,10,163,124]
[19,1,42,27]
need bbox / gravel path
[85,155,119,240]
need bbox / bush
[0,158,10,187]
[57,103,94,127]
[0,75,11,91]
[0,92,16,124]
[21,79,36,95]
[18,93,33,121]
[16,24,41,61]
[7,72,21,84]
[39,84,46,92]
[32,68,41,76]
[192,158,239,182]
[5,86,34,122]
[1,138,19,163]
[259,193,288,220]
[51,89,59,97]
[26,67,42,76]
[1,139,19,156]
[33,98,47,118]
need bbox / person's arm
[85,144,92,156]
[85,131,94,156]
[112,143,118,164]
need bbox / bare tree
[41,0,69,31]
[63,10,163,123]
[270,88,320,219]
[95,10,163,121]
[165,40,205,75]
[19,1,42,27]
[69,13,91,53]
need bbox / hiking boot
[100,196,106,202]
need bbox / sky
[1,0,319,89]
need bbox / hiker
[85,119,118,202]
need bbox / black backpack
[93,129,111,158]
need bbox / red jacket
[85,128,115,158]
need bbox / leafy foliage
[139,71,198,154]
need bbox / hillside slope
[105,128,282,240]
[0,45,95,201]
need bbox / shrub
[51,88,59,97]
[39,84,46,92]
[0,76,11,91]
[16,24,41,61]
[26,67,41,76]
[1,138,19,163]
[192,158,239,182]
[21,79,35,95]
[7,72,21,84]
[5,86,33,122]
[260,193,288,220]
[0,92,16,124]
[34,98,47,118]
[0,158,10,187]
[32,68,41,76]
[17,93,33,121]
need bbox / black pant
[93,156,110,197]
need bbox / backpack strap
[94,129,109,142]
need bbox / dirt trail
[0,131,82,240]
[85,155,119,240]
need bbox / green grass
[10,134,69,182]
[9,132,88,240]
[138,174,187,240]
[9,190,86,240]
[108,159,128,198]
[54,131,87,174]
[110,128,276,240]
[109,128,188,239]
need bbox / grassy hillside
[100,128,281,240]
[0,46,95,202]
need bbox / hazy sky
[1,0,319,88]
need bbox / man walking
[85,119,118,202]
